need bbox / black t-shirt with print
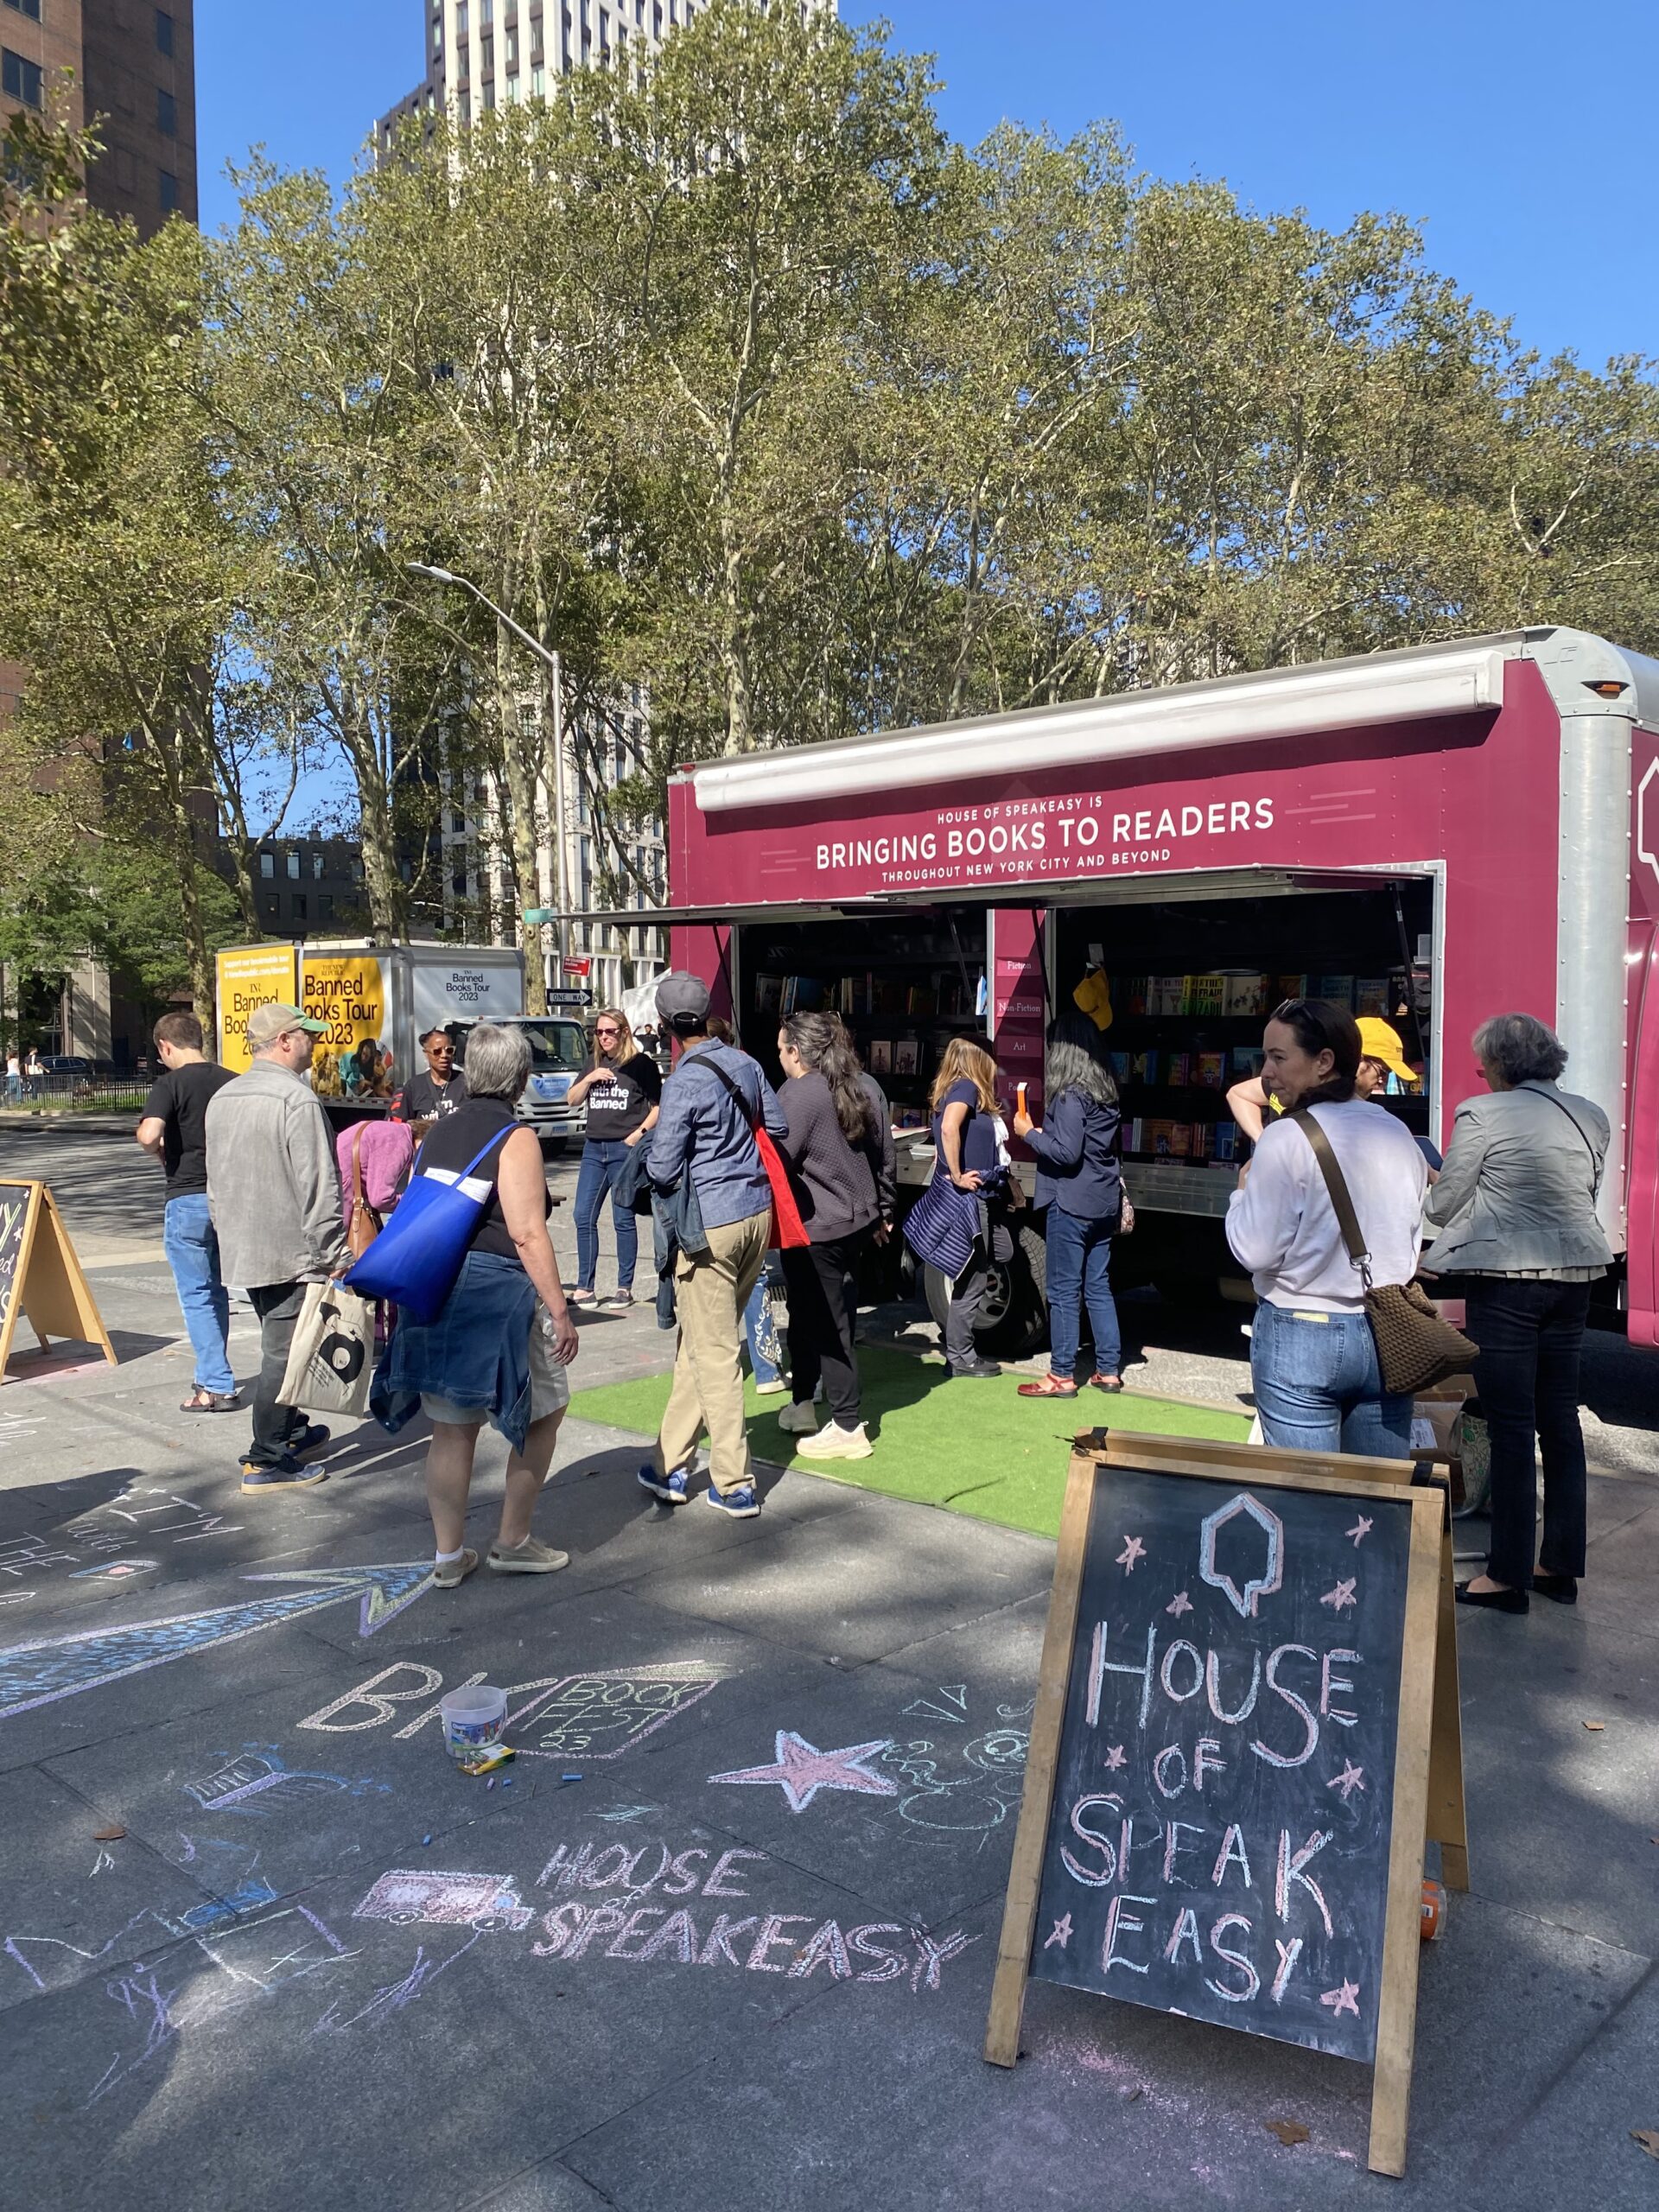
[143,1061,236,1199]
[397,1068,468,1123]
[582,1052,663,1143]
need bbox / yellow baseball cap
[1356,1018,1419,1086]
[1072,970,1114,1031]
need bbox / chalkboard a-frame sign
[985,1443,1444,2178]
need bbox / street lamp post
[406,562,572,992]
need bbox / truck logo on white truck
[1639,758,1659,892]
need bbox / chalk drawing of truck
[353,1869,533,1933]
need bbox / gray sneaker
[433,1548,480,1589]
[487,1535,570,1574]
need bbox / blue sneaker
[638,1463,690,1505]
[240,1459,328,1494]
[705,1484,760,1520]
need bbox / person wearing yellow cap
[1355,1018,1419,1098]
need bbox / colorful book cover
[1213,1122,1238,1163]
[1187,973,1227,1019]
[1166,1052,1192,1088]
[1313,975,1354,1009]
[1196,1051,1227,1090]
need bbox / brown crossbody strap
[1288,1110,1373,1290]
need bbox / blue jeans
[574,1139,640,1294]
[4,1072,21,1104]
[162,1194,235,1396]
[1250,1301,1411,1459]
[1045,1205,1121,1381]
[744,1266,784,1386]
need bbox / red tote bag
[697,1059,809,1250]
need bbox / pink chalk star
[709,1731,899,1814]
[1328,1761,1366,1803]
[1320,1980,1362,2018]
[1320,1577,1358,1611]
[1346,1516,1373,1547]
[1103,1744,1127,1771]
[1045,1913,1073,1950]
[1166,1590,1192,1617]
[1116,1535,1147,1573]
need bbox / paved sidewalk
[3,1129,1658,2209]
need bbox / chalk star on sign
[1345,1515,1373,1547]
[1320,1980,1362,2018]
[1103,1744,1127,1771]
[1320,1577,1358,1612]
[709,1732,899,1814]
[1328,1760,1366,1803]
[1166,1590,1192,1617]
[1045,1914,1073,1950]
[1116,1535,1147,1573]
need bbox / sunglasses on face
[596,1027,620,1037]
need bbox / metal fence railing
[1,1074,150,1115]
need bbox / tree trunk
[496,619,549,1017]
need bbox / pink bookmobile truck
[605,630,1659,1357]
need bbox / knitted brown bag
[1291,1111,1478,1395]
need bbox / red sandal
[1017,1374,1078,1398]
[1089,1373,1124,1394]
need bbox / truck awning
[868,863,1435,908]
[546,900,890,929]
[680,641,1510,815]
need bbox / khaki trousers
[657,1209,772,1497]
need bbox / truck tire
[922,1222,1049,1363]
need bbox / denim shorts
[422,1302,571,1428]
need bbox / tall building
[0,0,196,234]
[2,1,198,1065]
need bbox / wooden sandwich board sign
[0,1180,118,1383]
[984,1438,1444,2178]
[1091,1429,1469,1894]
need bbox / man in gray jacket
[207,1002,351,1491]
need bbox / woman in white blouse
[1226,999,1427,1457]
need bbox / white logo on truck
[1639,758,1659,891]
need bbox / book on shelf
[1213,1121,1239,1164]
[893,1038,920,1076]
[1187,974,1226,1020]
[1166,1051,1192,1089]
[868,1038,892,1074]
[754,973,783,1014]
[1195,1050,1227,1090]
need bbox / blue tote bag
[342,1128,511,1325]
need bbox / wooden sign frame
[984,1438,1445,2179]
[0,1180,118,1383]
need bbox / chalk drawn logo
[0,1562,435,1721]
[879,1684,1033,1841]
[509,1662,724,1762]
[1197,1491,1285,1619]
[353,1871,533,1933]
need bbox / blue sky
[197,0,1656,367]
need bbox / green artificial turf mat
[567,1342,1250,1541]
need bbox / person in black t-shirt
[567,1007,663,1309]
[136,1011,238,1411]
[394,1027,469,1128]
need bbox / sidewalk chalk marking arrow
[0,1563,434,1721]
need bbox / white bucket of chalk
[440,1682,507,1764]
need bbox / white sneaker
[796,1420,874,1461]
[776,1399,821,1433]
[753,1377,790,1396]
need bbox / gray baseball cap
[655,971,711,1026]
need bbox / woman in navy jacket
[1013,1014,1128,1398]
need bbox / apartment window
[531,61,543,92]
[286,850,300,880]
[318,893,334,922]
[261,893,280,920]
[480,34,492,68]
[505,22,518,63]
[482,78,495,107]
[399,858,413,883]
[480,0,493,18]
[156,87,176,135]
[291,893,308,923]
[351,857,365,882]
[159,168,178,212]
[457,87,471,118]
[2,49,42,107]
[259,850,275,880]
[312,850,325,878]
[452,871,467,896]
[455,40,467,78]
[155,8,174,54]
[652,2,661,33]
[450,810,466,835]
[3,0,43,20]
[456,0,467,29]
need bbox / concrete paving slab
[626,1491,1055,1666]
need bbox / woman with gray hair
[1013,1013,1128,1397]
[371,1022,579,1586]
[1426,1013,1612,1614]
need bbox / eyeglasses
[595,1026,620,1037]
[1272,998,1313,1022]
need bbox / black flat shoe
[948,1358,1003,1381]
[1531,1572,1579,1605]
[1456,1581,1529,1614]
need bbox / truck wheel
[922,1224,1049,1363]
